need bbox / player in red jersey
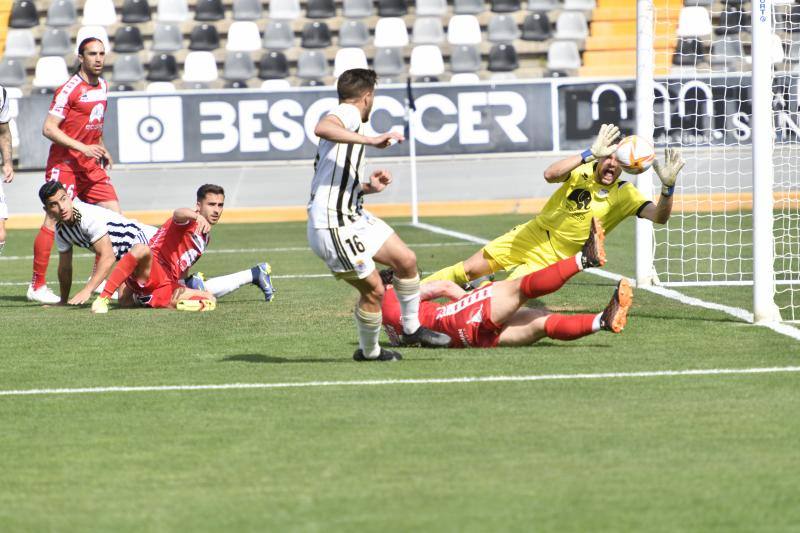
[381,219,633,348]
[91,184,275,313]
[28,37,120,304]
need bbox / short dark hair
[39,181,66,205]
[197,184,225,201]
[337,69,377,101]
[78,37,104,56]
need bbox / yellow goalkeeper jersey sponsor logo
[534,162,649,253]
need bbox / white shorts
[308,212,395,280]
[0,180,7,220]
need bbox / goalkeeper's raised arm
[544,123,621,183]
[637,147,685,224]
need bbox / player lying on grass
[38,180,157,305]
[423,124,685,287]
[91,184,275,313]
[382,219,632,348]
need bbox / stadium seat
[40,28,72,56]
[113,25,144,53]
[113,54,145,83]
[373,47,405,76]
[672,37,706,66]
[716,4,745,35]
[4,29,36,58]
[189,23,220,51]
[75,26,111,53]
[157,0,189,22]
[307,0,336,18]
[339,19,369,47]
[47,0,77,27]
[33,56,69,89]
[488,14,521,43]
[450,44,481,72]
[522,12,551,41]
[378,0,407,17]
[710,37,744,69]
[490,0,520,14]
[450,72,480,83]
[223,51,256,81]
[10,1,39,28]
[564,0,595,9]
[297,50,329,80]
[453,0,484,15]
[301,21,332,48]
[334,47,368,77]
[343,0,373,18]
[260,79,291,90]
[270,0,301,20]
[182,51,219,83]
[416,0,446,17]
[82,0,117,26]
[771,32,785,65]
[555,11,589,40]
[412,17,444,44]
[232,0,261,20]
[677,6,712,38]
[152,23,183,52]
[262,21,295,49]
[526,0,557,9]
[374,18,409,48]
[147,53,178,81]
[195,0,225,21]
[121,0,151,23]
[547,40,581,70]
[226,21,262,51]
[410,45,444,78]
[488,43,518,71]
[0,58,26,87]
[447,15,482,45]
[146,81,177,92]
[258,50,289,78]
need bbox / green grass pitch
[1,215,798,531]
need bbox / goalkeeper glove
[653,147,686,197]
[581,123,621,163]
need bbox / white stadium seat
[182,51,219,83]
[415,0,446,17]
[412,17,444,44]
[547,40,581,70]
[260,79,292,90]
[81,0,117,26]
[157,0,189,22]
[677,6,712,38]
[33,56,69,88]
[554,11,588,40]
[74,25,111,54]
[269,0,301,20]
[146,81,177,92]
[373,17,409,47]
[450,72,480,83]
[226,21,262,51]
[409,45,444,77]
[334,48,368,78]
[4,29,36,58]
[447,15,482,45]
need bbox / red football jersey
[149,217,210,281]
[46,74,108,170]
[382,285,502,348]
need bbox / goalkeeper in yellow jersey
[423,124,686,285]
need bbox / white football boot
[27,283,60,304]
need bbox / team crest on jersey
[354,259,369,276]
[89,103,105,123]
[567,188,592,210]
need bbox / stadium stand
[0,0,784,90]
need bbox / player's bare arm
[545,123,621,183]
[43,114,107,161]
[173,207,211,234]
[637,147,685,225]
[314,115,404,148]
[420,280,467,302]
[361,169,393,194]
[0,121,13,183]
[68,235,115,305]
[57,248,72,304]
[97,135,113,169]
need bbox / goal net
[645,0,800,322]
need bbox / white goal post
[636,0,796,323]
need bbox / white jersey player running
[307,68,450,361]
[0,86,14,255]
[38,180,156,305]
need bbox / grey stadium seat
[339,19,369,47]
[454,0,484,14]
[488,14,521,42]
[0,57,26,86]
[152,23,183,52]
[224,51,256,81]
[262,20,294,49]
[373,47,405,76]
[40,28,72,56]
[343,0,372,17]
[233,0,262,20]
[297,50,328,79]
[412,17,444,44]
[113,54,146,83]
[450,44,481,73]
[47,0,77,27]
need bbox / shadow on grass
[221,354,346,364]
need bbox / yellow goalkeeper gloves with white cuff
[582,123,621,163]
[653,147,686,197]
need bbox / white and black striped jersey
[308,103,368,229]
[55,200,157,260]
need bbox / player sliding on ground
[423,124,685,286]
[383,219,632,348]
[307,68,450,361]
[91,184,275,313]
[38,180,157,305]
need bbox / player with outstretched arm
[423,124,685,286]
[307,68,450,362]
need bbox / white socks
[0,241,4,255]
[575,252,584,271]
[592,313,602,332]
[355,305,382,358]
[393,274,421,334]
[204,270,254,298]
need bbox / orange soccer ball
[615,135,655,175]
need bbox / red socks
[101,253,138,298]
[544,314,597,341]
[31,226,55,289]
[520,257,580,299]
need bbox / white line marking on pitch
[414,222,800,342]
[2,366,799,397]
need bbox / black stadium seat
[147,53,178,81]
[672,37,706,66]
[301,21,332,48]
[189,23,221,51]
[488,43,518,72]
[113,25,145,53]
[258,51,289,79]
[121,0,151,23]
[490,0,520,13]
[195,0,225,21]
[522,12,551,41]
[10,0,39,28]
[307,0,336,19]
[377,0,407,17]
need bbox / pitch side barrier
[14,75,795,169]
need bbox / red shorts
[46,163,118,204]
[431,286,502,349]
[126,257,180,308]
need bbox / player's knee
[397,250,417,276]
[0,226,6,243]
[365,282,385,305]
